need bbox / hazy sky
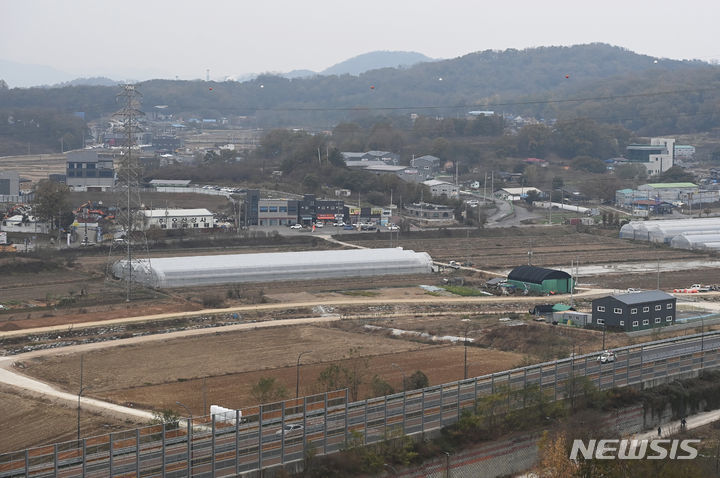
[2,0,719,82]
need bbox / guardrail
[2,330,719,477]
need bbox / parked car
[275,424,303,436]
[386,224,399,230]
[314,222,324,228]
[343,224,354,230]
[289,224,303,229]
[597,350,616,363]
[333,221,345,227]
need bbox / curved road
[0,289,613,424]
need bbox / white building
[422,179,459,199]
[1,215,51,234]
[495,187,543,201]
[624,138,675,175]
[142,208,215,230]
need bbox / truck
[448,260,461,269]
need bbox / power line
[250,85,720,113]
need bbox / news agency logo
[570,439,700,460]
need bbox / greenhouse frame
[111,248,434,288]
[619,218,720,250]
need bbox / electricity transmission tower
[106,84,153,300]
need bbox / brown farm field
[2,225,720,452]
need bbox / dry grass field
[1,225,719,452]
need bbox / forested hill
[2,43,720,136]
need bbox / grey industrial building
[591,290,676,331]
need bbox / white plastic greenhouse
[620,218,720,247]
[670,233,720,250]
[111,247,434,288]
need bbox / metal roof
[609,290,675,305]
[112,247,433,288]
[507,265,571,284]
[142,208,213,218]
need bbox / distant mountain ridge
[2,44,720,136]
[320,51,434,76]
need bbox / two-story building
[591,290,676,331]
[422,179,459,199]
[66,150,115,191]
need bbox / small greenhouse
[111,247,434,288]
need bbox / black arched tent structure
[507,265,573,294]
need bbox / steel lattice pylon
[106,84,155,299]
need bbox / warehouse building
[142,208,215,230]
[591,290,676,331]
[506,265,573,294]
[112,248,434,288]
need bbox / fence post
[421,389,426,435]
[136,428,140,475]
[259,404,264,471]
[161,423,166,478]
[280,402,286,463]
[109,432,114,476]
[640,345,644,384]
[403,388,408,433]
[189,417,194,477]
[235,411,240,476]
[491,373,495,394]
[473,376,478,406]
[212,414,217,474]
[440,386,444,427]
[456,382,461,421]
[81,438,86,477]
[363,399,368,445]
[384,395,388,438]
[553,362,558,401]
[323,393,328,454]
[303,396,308,450]
[626,349,630,385]
[345,389,350,444]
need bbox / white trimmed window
[643,319,649,325]
[633,321,639,327]
[614,308,622,314]
[597,319,605,325]
[631,308,638,314]
[619,320,625,327]
[667,303,673,309]
[655,305,662,311]
[643,306,650,313]
[655,317,661,324]
[597,306,605,312]
[666,316,673,322]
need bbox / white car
[275,424,303,436]
[289,224,303,229]
[597,350,616,363]
[314,222,324,228]
[333,221,345,227]
[386,224,399,230]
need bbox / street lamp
[392,363,406,393]
[296,351,310,398]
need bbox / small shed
[507,265,573,294]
